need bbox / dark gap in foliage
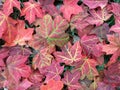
[0,88,4,90]
[35,0,38,2]
[62,84,68,90]
[116,86,120,90]
[54,0,63,6]
[0,39,5,46]
[20,0,29,2]
[96,64,105,72]
[104,55,112,64]
[55,45,62,51]
[113,0,120,3]
[10,7,20,20]
[64,65,74,71]
[105,15,115,27]
[19,15,25,20]
[77,0,83,5]
[117,56,120,61]
[60,63,65,66]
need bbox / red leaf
[62,71,83,90]
[15,79,33,90]
[54,41,82,65]
[80,35,102,57]
[111,3,120,17]
[110,17,120,33]
[40,79,63,90]
[3,20,34,46]
[9,46,31,56]
[39,0,59,16]
[70,12,90,32]
[60,0,83,21]
[44,61,64,82]
[102,34,120,66]
[0,11,15,38]
[90,23,109,39]
[83,0,108,9]
[0,47,9,67]
[104,61,120,87]
[97,82,115,90]
[32,45,55,70]
[13,21,34,45]
[85,8,112,26]
[6,55,31,82]
[3,0,20,16]
[2,24,17,46]
[29,71,44,83]
[22,1,43,23]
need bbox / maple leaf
[15,79,33,90]
[3,0,20,16]
[62,71,83,90]
[2,24,17,46]
[0,47,9,67]
[6,55,31,82]
[0,10,7,38]
[104,61,120,87]
[13,21,34,45]
[83,0,108,9]
[0,11,16,38]
[102,34,120,66]
[34,14,69,47]
[90,23,109,39]
[28,71,43,90]
[9,46,31,56]
[97,82,115,90]
[0,71,8,88]
[85,8,112,26]
[74,56,99,80]
[28,35,47,50]
[44,61,64,82]
[39,0,59,16]
[70,12,90,32]
[80,35,102,57]
[110,17,120,33]
[29,71,44,83]
[40,79,63,90]
[22,1,43,23]
[3,20,33,46]
[54,41,82,65]
[32,45,54,70]
[60,0,83,21]
[111,3,120,17]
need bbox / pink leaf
[83,0,108,9]
[60,0,83,21]
[45,61,64,82]
[3,0,20,16]
[62,71,83,90]
[54,41,82,65]
[6,55,31,82]
[22,1,43,23]
[85,8,112,26]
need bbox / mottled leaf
[34,14,69,47]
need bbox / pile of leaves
[0,0,120,90]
